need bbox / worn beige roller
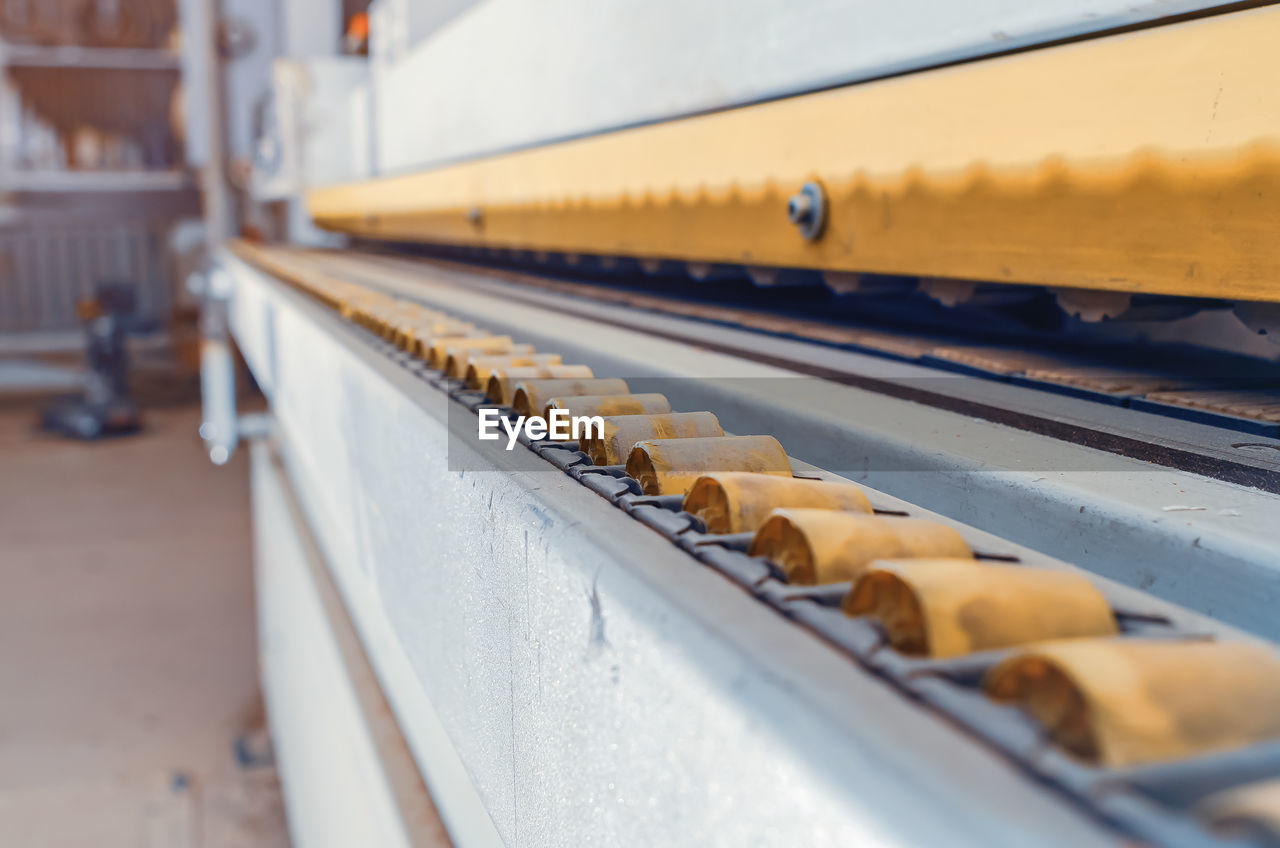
[369,307,400,335]
[683,473,873,534]
[466,353,564,390]
[343,291,395,323]
[625,435,791,495]
[843,559,1117,657]
[542,393,672,420]
[397,319,468,351]
[984,639,1280,767]
[510,378,630,416]
[403,322,478,357]
[393,313,462,347]
[445,343,536,379]
[385,304,446,340]
[372,303,421,338]
[749,511,971,584]
[1199,779,1280,843]
[350,297,389,324]
[582,412,724,465]
[343,296,380,328]
[488,366,598,405]
[427,335,513,369]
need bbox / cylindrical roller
[405,323,477,357]
[843,559,1117,657]
[427,335,513,369]
[511,378,630,416]
[749,510,971,584]
[1199,779,1280,843]
[376,305,418,339]
[344,291,391,321]
[387,306,446,340]
[393,305,447,322]
[489,366,597,405]
[625,435,791,495]
[984,639,1280,767]
[466,354,563,390]
[345,300,381,328]
[582,412,724,466]
[348,301,380,330]
[541,393,671,420]
[446,343,536,379]
[399,324,465,353]
[397,316,464,350]
[683,473,872,534]
[413,331,473,358]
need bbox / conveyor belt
[233,240,1280,847]
[313,249,1280,492]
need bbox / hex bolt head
[787,182,827,241]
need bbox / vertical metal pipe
[197,267,237,465]
[180,0,241,462]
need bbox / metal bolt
[788,193,813,225]
[786,182,827,241]
[466,206,484,227]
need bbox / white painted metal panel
[252,441,415,848]
[371,0,1231,174]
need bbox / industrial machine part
[41,282,153,440]
[222,242,1280,847]
[305,6,1280,312]
[216,2,1280,846]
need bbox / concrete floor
[0,403,290,846]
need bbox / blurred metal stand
[179,0,244,461]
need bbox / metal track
[354,252,1280,480]
[229,241,1280,847]
[257,246,1280,644]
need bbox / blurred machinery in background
[40,281,155,438]
[0,0,198,344]
[20,1,1272,846]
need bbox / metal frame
[226,249,1145,847]
[310,5,1280,303]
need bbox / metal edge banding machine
[214,2,1280,846]
[215,242,1280,847]
[230,252,1121,846]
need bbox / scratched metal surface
[225,255,1123,847]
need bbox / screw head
[786,182,826,241]
[787,193,813,225]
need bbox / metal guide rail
[368,253,1280,440]
[233,241,1280,847]
[307,5,1280,306]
